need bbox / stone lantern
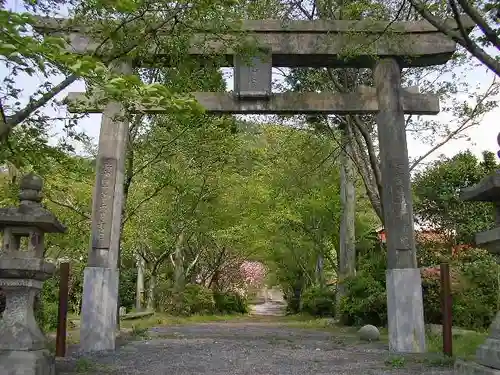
[0,173,66,375]
[455,148,500,375]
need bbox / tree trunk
[336,124,357,317]
[315,254,324,286]
[173,231,186,293]
[146,273,156,311]
[136,254,145,311]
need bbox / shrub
[156,281,216,316]
[35,299,59,332]
[213,291,249,314]
[300,286,336,317]
[119,267,138,311]
[34,269,60,332]
[339,246,387,327]
[341,243,499,331]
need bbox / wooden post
[55,261,70,357]
[440,262,453,357]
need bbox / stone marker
[119,306,126,316]
[455,138,500,375]
[358,325,380,341]
[0,173,66,375]
[374,58,426,353]
[79,61,132,353]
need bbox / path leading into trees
[56,318,454,375]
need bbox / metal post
[56,262,70,357]
[440,262,453,357]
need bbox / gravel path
[250,300,286,316]
[56,321,454,375]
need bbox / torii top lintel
[33,16,474,69]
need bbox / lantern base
[0,349,55,375]
[455,359,500,375]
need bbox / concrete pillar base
[80,267,119,352]
[386,268,426,353]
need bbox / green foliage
[119,267,138,311]
[35,275,60,332]
[155,278,249,315]
[341,243,500,330]
[339,246,387,327]
[413,151,497,244]
[422,248,499,330]
[156,282,216,316]
[213,291,249,314]
[300,285,336,317]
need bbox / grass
[426,330,487,360]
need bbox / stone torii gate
[35,16,471,353]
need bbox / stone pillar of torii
[34,16,473,353]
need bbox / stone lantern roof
[0,173,66,233]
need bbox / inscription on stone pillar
[91,157,117,253]
[234,50,272,99]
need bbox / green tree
[412,150,498,245]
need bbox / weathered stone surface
[234,51,272,99]
[0,286,46,351]
[87,61,131,271]
[460,171,500,202]
[0,349,55,375]
[358,325,380,341]
[79,61,131,354]
[475,227,500,254]
[374,58,418,270]
[0,174,63,375]
[455,359,500,375]
[65,89,440,115]
[119,306,126,316]
[80,267,119,352]
[477,337,500,369]
[33,16,474,68]
[0,258,55,280]
[386,268,426,353]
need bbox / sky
[2,0,499,169]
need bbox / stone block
[475,227,500,254]
[386,268,426,353]
[80,266,119,352]
[0,349,55,375]
[0,285,46,351]
[358,324,380,341]
[477,338,500,369]
[455,359,500,375]
[119,306,126,316]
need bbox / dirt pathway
[56,321,454,375]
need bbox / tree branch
[455,0,500,50]
[409,77,498,170]
[408,0,500,76]
[45,195,91,220]
[1,74,78,139]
